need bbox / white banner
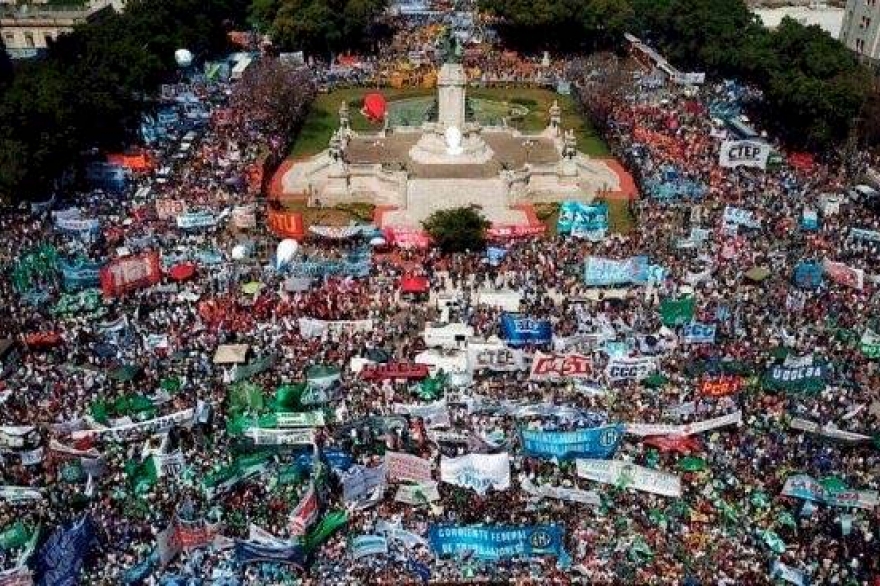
[789,418,872,442]
[393,400,449,428]
[341,463,388,504]
[440,453,510,494]
[0,486,43,504]
[394,481,441,505]
[625,410,742,437]
[529,351,593,381]
[298,317,374,340]
[153,450,186,478]
[719,140,770,169]
[71,409,195,441]
[276,411,325,428]
[605,356,657,381]
[0,426,35,449]
[243,427,314,446]
[350,535,388,559]
[176,211,218,229]
[19,447,44,467]
[385,451,433,483]
[520,477,601,505]
[374,520,429,548]
[576,459,681,497]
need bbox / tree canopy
[250,0,390,56]
[422,207,490,253]
[481,0,871,151]
[0,0,249,202]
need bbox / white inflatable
[275,239,299,268]
[369,236,386,247]
[231,244,249,260]
[174,49,193,68]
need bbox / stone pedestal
[438,63,467,131]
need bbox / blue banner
[800,209,818,231]
[793,262,823,290]
[643,178,707,201]
[683,322,716,344]
[428,525,568,562]
[584,256,649,286]
[35,515,96,586]
[500,314,552,346]
[295,447,353,472]
[486,247,507,267]
[59,259,102,291]
[234,540,306,568]
[557,202,608,239]
[406,558,431,584]
[850,227,880,242]
[519,424,623,460]
[287,255,371,278]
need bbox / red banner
[171,519,220,550]
[699,376,743,398]
[643,435,702,454]
[99,251,162,298]
[360,362,430,381]
[383,227,431,249]
[487,224,546,240]
[268,208,304,239]
[529,351,592,380]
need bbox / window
[44,34,53,47]
[24,32,34,49]
[3,33,13,47]
[856,38,866,53]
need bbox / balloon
[363,93,387,122]
[275,239,299,268]
[231,245,248,260]
[175,49,193,68]
[369,237,386,247]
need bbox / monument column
[437,63,467,131]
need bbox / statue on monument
[439,28,463,64]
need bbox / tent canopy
[400,275,430,294]
[213,344,250,364]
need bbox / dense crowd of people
[0,11,879,586]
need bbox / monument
[279,36,629,230]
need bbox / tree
[264,0,389,56]
[0,38,12,93]
[422,207,490,253]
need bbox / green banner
[233,355,276,382]
[861,329,880,359]
[659,297,694,327]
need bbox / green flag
[303,510,348,552]
[761,530,786,554]
[113,394,156,418]
[659,297,694,327]
[642,373,668,389]
[125,458,158,495]
[417,372,447,400]
[90,400,110,425]
[679,456,707,472]
[273,383,307,412]
[229,382,265,415]
[777,510,796,529]
[160,377,182,393]
[0,522,30,550]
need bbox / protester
[0,12,878,586]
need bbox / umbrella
[745,266,770,282]
[642,373,668,388]
[169,263,197,281]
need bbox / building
[753,4,844,37]
[1,0,123,59]
[840,0,880,62]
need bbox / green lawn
[290,86,609,158]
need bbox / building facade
[1,0,123,59]
[840,0,880,62]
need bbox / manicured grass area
[290,86,609,158]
